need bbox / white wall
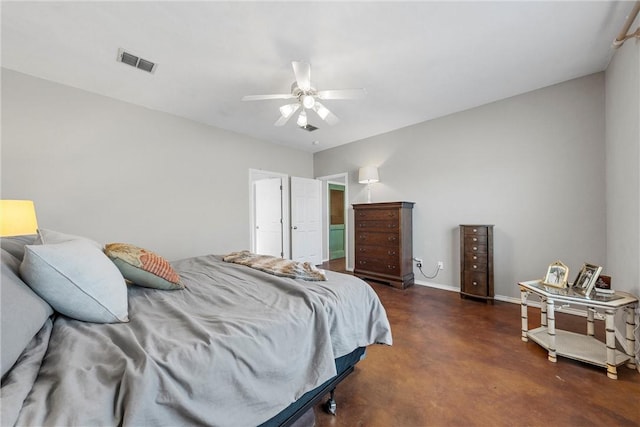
[1,69,313,260]
[314,73,607,300]
[605,37,639,298]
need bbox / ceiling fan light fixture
[297,110,308,127]
[279,103,299,118]
[301,94,315,109]
[242,61,363,128]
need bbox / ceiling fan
[242,61,366,127]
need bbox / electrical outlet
[437,261,444,270]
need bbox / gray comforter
[5,255,392,426]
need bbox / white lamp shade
[301,94,315,109]
[358,166,379,184]
[297,110,308,127]
[0,200,39,237]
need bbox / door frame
[249,169,290,259]
[328,183,346,260]
[316,172,350,269]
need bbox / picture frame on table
[594,275,614,294]
[542,260,569,288]
[571,263,602,297]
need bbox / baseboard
[414,279,587,317]
[414,279,458,293]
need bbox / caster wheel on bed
[324,397,337,415]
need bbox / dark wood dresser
[459,224,494,302]
[353,202,414,289]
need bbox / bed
[0,232,392,426]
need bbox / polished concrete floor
[314,258,640,427]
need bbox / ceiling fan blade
[292,61,311,91]
[242,94,295,101]
[274,115,292,127]
[316,88,367,100]
[313,102,340,126]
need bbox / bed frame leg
[324,389,337,415]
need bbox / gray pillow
[1,249,53,377]
[0,235,37,261]
[20,240,129,324]
[36,228,103,250]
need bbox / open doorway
[328,184,345,259]
[317,173,349,270]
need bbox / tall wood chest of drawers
[353,202,414,289]
[459,224,494,302]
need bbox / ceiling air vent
[299,124,319,132]
[117,48,157,74]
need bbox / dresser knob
[473,237,477,242]
[388,236,396,241]
[473,246,478,251]
[473,256,477,260]
[473,265,477,269]
[473,228,477,232]
[473,281,478,286]
[388,251,396,255]
[387,265,396,270]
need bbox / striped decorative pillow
[104,243,183,290]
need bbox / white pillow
[20,240,129,323]
[36,228,103,250]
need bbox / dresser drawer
[354,209,399,221]
[356,245,399,258]
[355,257,400,275]
[464,253,487,266]
[356,219,399,231]
[464,262,487,273]
[463,226,488,236]
[463,271,488,296]
[356,231,399,247]
[464,235,487,247]
[464,242,487,254]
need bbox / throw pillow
[104,243,183,290]
[20,240,129,323]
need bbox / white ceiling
[1,1,633,153]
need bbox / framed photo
[571,263,603,297]
[594,275,611,290]
[542,260,569,288]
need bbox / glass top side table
[519,279,638,379]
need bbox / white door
[290,177,322,265]
[255,178,283,257]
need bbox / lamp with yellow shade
[0,200,39,237]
